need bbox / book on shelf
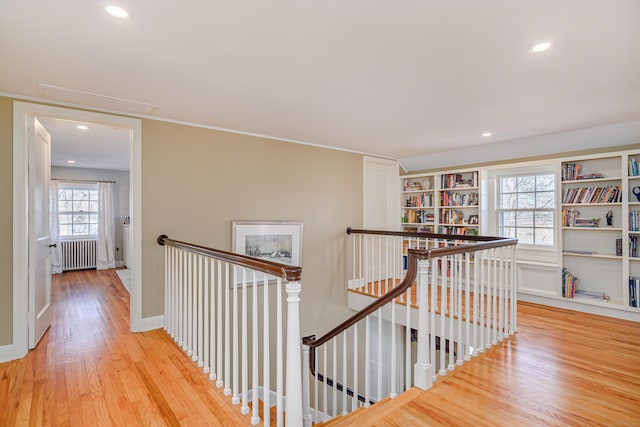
[630,235,639,258]
[630,210,639,232]
[561,185,621,204]
[563,249,597,255]
[575,289,609,302]
[574,218,601,227]
[562,208,579,227]
[630,157,639,177]
[576,173,604,180]
[440,171,478,189]
[630,277,639,308]
[562,268,578,298]
[616,238,622,257]
[405,193,433,207]
[440,191,478,207]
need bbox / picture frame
[468,214,479,225]
[231,221,303,283]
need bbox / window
[498,173,555,246]
[58,184,99,238]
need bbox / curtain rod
[53,179,117,184]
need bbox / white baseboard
[0,343,24,363]
[116,261,125,268]
[135,314,164,332]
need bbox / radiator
[61,239,97,271]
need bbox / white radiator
[61,239,97,271]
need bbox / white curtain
[97,182,116,270]
[49,180,63,274]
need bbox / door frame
[12,101,143,359]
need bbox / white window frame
[58,182,99,239]
[486,162,560,264]
[496,171,556,247]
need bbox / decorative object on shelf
[231,221,303,282]
[633,186,640,202]
[575,289,610,302]
[468,214,479,225]
[606,210,613,226]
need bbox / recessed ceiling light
[530,41,553,53]
[106,5,129,18]
[67,160,76,164]
[482,132,492,137]
[76,125,89,130]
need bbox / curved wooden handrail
[302,230,517,348]
[157,235,302,281]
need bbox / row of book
[402,210,434,224]
[440,191,478,207]
[438,226,476,235]
[562,162,581,181]
[630,157,640,177]
[441,172,478,189]
[405,193,433,208]
[630,210,640,231]
[439,209,468,225]
[631,235,639,258]
[630,277,639,308]
[562,185,621,204]
[561,209,602,227]
[562,268,578,298]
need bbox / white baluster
[224,262,231,395]
[364,316,370,408]
[250,271,259,424]
[492,248,498,346]
[314,344,318,422]
[377,308,382,400]
[352,323,359,412]
[196,254,202,364]
[478,250,485,353]
[456,254,463,367]
[358,234,363,291]
[232,266,239,404]
[203,256,210,374]
[342,332,348,415]
[405,286,411,391]
[332,337,337,417]
[164,244,169,332]
[241,269,249,415]
[385,237,389,294]
[302,345,311,427]
[217,260,224,387]
[187,252,193,355]
[263,275,271,426]
[448,255,455,371]
[499,246,505,340]
[510,245,518,334]
[285,281,303,426]
[390,296,397,398]
[472,250,479,357]
[276,278,283,427]
[180,249,186,349]
[209,258,215,380]
[464,252,471,362]
[323,345,327,417]
[430,257,437,381]
[439,255,446,376]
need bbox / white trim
[12,101,143,360]
[0,344,21,363]
[0,91,395,160]
[137,315,165,331]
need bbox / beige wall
[141,119,363,337]
[0,97,13,346]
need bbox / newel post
[285,281,303,426]
[414,259,433,390]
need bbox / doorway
[12,101,143,360]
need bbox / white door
[363,156,399,229]
[28,117,53,349]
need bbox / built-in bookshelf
[401,174,436,232]
[400,169,480,236]
[560,152,640,311]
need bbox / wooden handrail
[346,226,504,242]
[157,235,302,281]
[302,230,517,348]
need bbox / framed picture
[468,215,479,225]
[231,221,303,282]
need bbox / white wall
[51,167,130,264]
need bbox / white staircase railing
[301,228,518,425]
[158,235,303,426]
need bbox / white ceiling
[39,118,130,171]
[2,1,639,169]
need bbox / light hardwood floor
[0,269,251,426]
[2,270,640,426]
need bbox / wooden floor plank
[0,269,251,427]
